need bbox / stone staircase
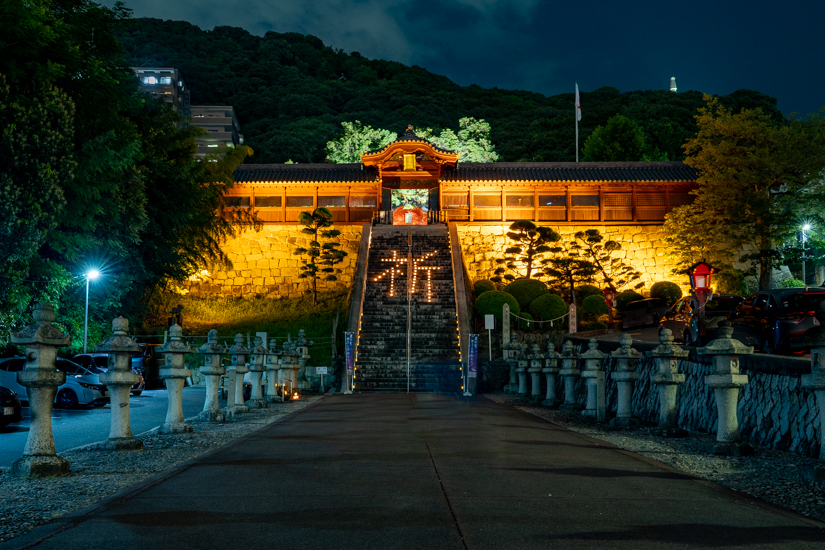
[354,225,462,393]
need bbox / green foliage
[528,293,567,322]
[115,18,785,164]
[475,291,519,324]
[473,279,496,296]
[414,117,499,162]
[572,229,643,291]
[616,290,645,311]
[575,284,603,305]
[582,114,647,161]
[666,95,825,290]
[779,277,805,288]
[294,208,348,305]
[541,236,600,306]
[650,281,683,306]
[715,270,749,295]
[582,295,609,315]
[515,312,534,331]
[580,321,609,331]
[492,221,560,281]
[503,279,548,310]
[325,120,396,163]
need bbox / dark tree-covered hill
[117,18,784,164]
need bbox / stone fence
[503,333,821,460]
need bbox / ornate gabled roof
[363,125,455,157]
[441,162,698,183]
[234,163,378,184]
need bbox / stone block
[265,277,275,285]
[234,277,245,285]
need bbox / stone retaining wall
[455,223,682,291]
[183,225,365,299]
[501,334,822,458]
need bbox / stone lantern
[196,329,226,423]
[286,339,300,396]
[528,343,544,402]
[802,305,825,481]
[610,333,643,428]
[247,335,268,409]
[295,329,315,390]
[580,338,608,421]
[558,341,581,410]
[10,302,71,478]
[541,341,560,407]
[516,343,529,397]
[226,333,250,418]
[95,316,143,450]
[279,340,291,396]
[502,330,520,393]
[157,324,193,434]
[698,321,753,456]
[648,328,689,437]
[265,338,283,403]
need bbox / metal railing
[371,210,450,226]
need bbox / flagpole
[575,83,579,162]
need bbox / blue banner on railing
[469,334,478,378]
[345,331,355,374]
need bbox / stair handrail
[448,222,474,395]
[347,223,373,392]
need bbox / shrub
[575,284,602,304]
[780,277,805,288]
[473,279,496,296]
[475,291,520,325]
[582,294,608,316]
[529,293,568,326]
[616,290,645,311]
[716,269,749,295]
[580,321,609,331]
[504,278,548,310]
[516,312,535,331]
[650,281,683,306]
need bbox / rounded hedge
[616,290,645,311]
[582,294,609,315]
[576,284,602,304]
[475,291,520,324]
[650,281,683,306]
[473,279,496,297]
[504,279,549,310]
[529,293,567,322]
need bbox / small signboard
[484,314,495,330]
[345,331,355,373]
[469,334,479,378]
[316,366,328,375]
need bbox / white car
[0,357,109,409]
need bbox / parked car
[621,298,670,329]
[659,294,744,346]
[727,288,825,354]
[0,386,22,428]
[0,357,109,409]
[73,353,145,396]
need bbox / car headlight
[79,382,106,392]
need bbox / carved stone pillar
[558,341,582,410]
[197,329,226,423]
[158,324,193,434]
[580,338,607,421]
[541,342,560,408]
[266,338,283,403]
[648,328,688,437]
[246,335,268,409]
[226,334,250,418]
[610,333,643,428]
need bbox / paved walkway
[7,394,824,549]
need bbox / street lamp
[83,269,100,353]
[802,224,811,286]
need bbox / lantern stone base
[197,409,226,423]
[266,395,284,404]
[232,404,250,414]
[714,441,754,457]
[245,398,268,409]
[541,398,559,408]
[12,454,70,478]
[609,416,640,429]
[160,421,194,435]
[97,437,144,452]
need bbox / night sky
[106,0,825,116]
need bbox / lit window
[318,196,345,208]
[225,197,251,207]
[255,196,282,207]
[208,144,219,148]
[572,195,599,207]
[142,76,158,85]
[506,195,534,207]
[159,76,172,85]
[286,196,313,208]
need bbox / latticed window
[286,196,313,208]
[669,193,694,207]
[443,194,469,207]
[225,196,250,207]
[254,196,281,207]
[318,196,346,207]
[603,194,632,207]
[473,195,502,207]
[349,195,377,208]
[637,194,666,206]
[506,195,534,207]
[571,195,599,207]
[539,195,566,206]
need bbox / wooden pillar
[632,188,637,222]
[501,187,506,222]
[469,188,474,222]
[346,189,351,222]
[314,186,318,209]
[598,187,603,222]
[565,188,571,222]
[665,188,671,214]
[534,187,539,222]
[281,186,286,222]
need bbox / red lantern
[686,262,719,292]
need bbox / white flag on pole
[575,83,582,121]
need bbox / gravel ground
[488,393,825,523]
[0,395,322,544]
